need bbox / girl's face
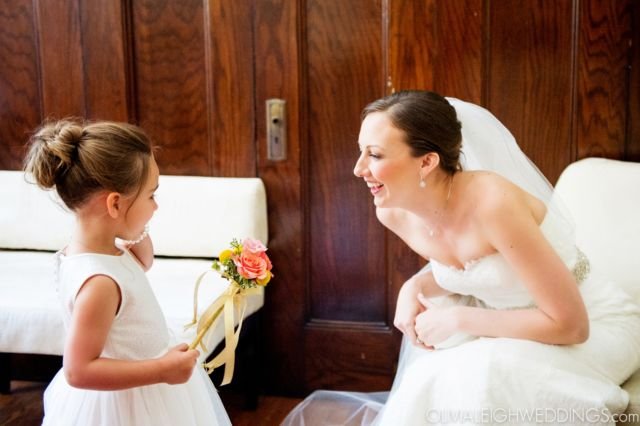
[353,112,422,208]
[121,156,159,240]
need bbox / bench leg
[0,353,11,394]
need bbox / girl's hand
[127,234,154,271]
[415,293,461,347]
[393,277,426,346]
[158,343,200,384]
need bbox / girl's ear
[105,192,122,219]
[420,152,441,175]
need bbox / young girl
[24,120,231,426]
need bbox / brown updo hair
[362,90,462,174]
[24,119,153,211]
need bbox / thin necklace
[428,174,454,237]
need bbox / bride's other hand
[393,277,426,346]
[415,293,461,348]
[394,267,452,347]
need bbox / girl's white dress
[42,249,231,426]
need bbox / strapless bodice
[430,213,584,309]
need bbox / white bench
[0,170,268,401]
[554,158,640,423]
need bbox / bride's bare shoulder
[465,170,525,201]
[464,170,544,224]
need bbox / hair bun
[48,120,83,164]
[24,119,84,188]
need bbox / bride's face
[354,112,422,208]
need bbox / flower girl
[24,119,231,426]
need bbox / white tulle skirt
[42,365,231,426]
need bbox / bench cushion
[0,250,263,360]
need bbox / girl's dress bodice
[56,250,170,360]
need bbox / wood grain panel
[206,0,255,177]
[132,0,209,176]
[0,0,41,170]
[307,0,386,322]
[487,0,574,183]
[35,0,85,119]
[434,0,483,103]
[576,0,630,160]
[388,0,435,93]
[304,325,395,391]
[627,0,640,160]
[255,0,305,395]
[80,0,130,122]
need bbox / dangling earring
[419,177,426,188]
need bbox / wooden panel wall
[1,0,637,396]
[307,0,385,322]
[0,0,254,177]
[487,0,575,183]
[575,0,632,160]
[0,0,41,169]
[303,0,395,391]
[254,0,306,395]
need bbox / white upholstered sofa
[554,157,640,423]
[0,170,268,401]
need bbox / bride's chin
[373,196,390,208]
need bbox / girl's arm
[63,275,198,390]
[127,234,154,271]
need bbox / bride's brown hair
[362,90,462,175]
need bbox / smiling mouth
[368,183,384,194]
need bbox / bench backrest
[0,170,268,258]
[554,157,640,301]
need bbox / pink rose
[242,238,267,254]
[234,252,271,280]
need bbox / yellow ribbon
[186,270,259,385]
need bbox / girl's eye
[369,153,381,159]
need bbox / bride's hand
[415,293,461,347]
[394,277,427,346]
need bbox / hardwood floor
[0,381,302,426]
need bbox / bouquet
[186,238,272,385]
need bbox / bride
[283,91,640,425]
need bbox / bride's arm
[456,185,589,345]
[378,207,452,345]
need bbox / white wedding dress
[374,211,640,426]
[282,97,640,426]
[283,211,640,426]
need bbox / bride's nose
[353,153,367,177]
